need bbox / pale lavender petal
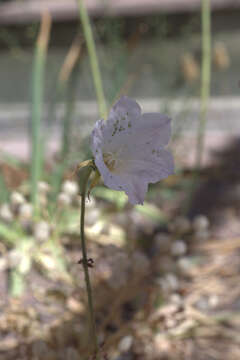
[124,149,174,183]
[90,119,104,157]
[102,110,171,157]
[124,176,148,205]
[101,96,142,151]
[108,96,141,125]
[137,113,171,146]
[93,151,148,205]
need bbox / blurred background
[0,0,240,359]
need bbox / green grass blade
[0,172,9,203]
[196,0,211,167]
[31,12,51,213]
[77,0,107,119]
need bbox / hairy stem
[79,167,99,356]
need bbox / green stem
[31,12,51,214]
[79,167,99,356]
[49,61,80,208]
[0,172,9,203]
[77,0,107,119]
[10,269,25,297]
[61,63,79,161]
[196,0,211,168]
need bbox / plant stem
[48,38,83,210]
[61,62,79,161]
[79,167,99,356]
[10,269,25,297]
[196,0,211,168]
[77,0,107,119]
[31,11,51,213]
[0,172,9,203]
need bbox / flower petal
[108,96,141,125]
[102,109,171,158]
[93,150,148,205]
[137,113,171,147]
[90,119,104,157]
[124,176,148,205]
[101,96,141,151]
[124,149,174,183]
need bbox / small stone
[168,216,191,235]
[165,317,177,329]
[154,233,171,254]
[153,334,171,355]
[131,251,150,274]
[0,335,19,351]
[57,193,72,207]
[85,196,96,209]
[38,254,56,270]
[34,221,50,242]
[165,273,179,291]
[62,180,78,198]
[193,229,210,241]
[19,219,33,234]
[85,208,101,226]
[177,257,194,275]
[18,203,33,220]
[171,240,187,257]
[32,340,49,357]
[66,297,84,314]
[107,252,129,289]
[158,273,179,292]
[8,249,21,268]
[46,350,57,360]
[66,347,79,360]
[97,261,112,281]
[192,215,210,232]
[129,209,155,236]
[10,192,25,212]
[114,213,129,228]
[38,181,51,195]
[53,323,73,348]
[0,203,13,222]
[154,256,176,273]
[0,258,7,271]
[118,335,133,353]
[195,296,209,311]
[208,294,219,308]
[170,293,183,306]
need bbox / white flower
[90,96,174,205]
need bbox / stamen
[103,151,122,172]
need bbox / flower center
[103,150,124,173]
